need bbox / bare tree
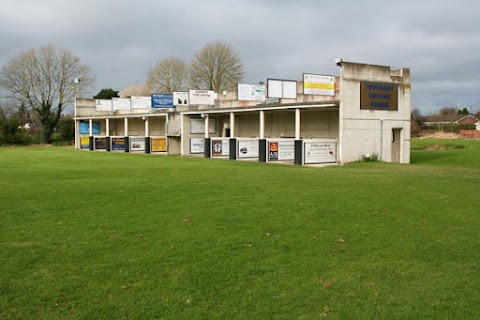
[119,82,152,98]
[190,41,244,91]
[147,57,188,93]
[0,45,94,143]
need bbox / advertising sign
[268,140,294,161]
[112,98,131,111]
[111,137,125,151]
[151,94,174,108]
[360,82,398,111]
[190,138,205,154]
[131,96,151,109]
[79,122,100,134]
[80,137,90,149]
[211,138,230,157]
[94,137,107,150]
[151,137,167,152]
[303,74,335,96]
[267,79,297,99]
[129,137,146,152]
[95,99,113,111]
[238,83,267,102]
[238,139,259,159]
[304,142,337,164]
[173,92,189,106]
[189,90,215,105]
[190,118,216,134]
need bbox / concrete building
[74,61,411,165]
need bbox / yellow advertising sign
[80,137,90,149]
[151,137,167,152]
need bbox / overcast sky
[1,0,479,114]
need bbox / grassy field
[1,139,479,319]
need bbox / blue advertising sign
[79,122,100,134]
[151,94,174,108]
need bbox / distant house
[423,114,479,127]
[475,121,480,131]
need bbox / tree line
[0,41,244,145]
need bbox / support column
[144,117,150,154]
[180,114,184,156]
[89,119,94,151]
[229,112,236,160]
[204,114,211,158]
[259,111,267,162]
[124,118,129,153]
[294,108,303,165]
[105,119,111,151]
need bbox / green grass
[1,139,479,319]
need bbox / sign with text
[151,94,174,108]
[129,137,146,152]
[268,140,295,161]
[303,74,335,96]
[190,138,205,154]
[304,142,337,164]
[211,138,230,157]
[360,82,398,111]
[238,139,259,159]
[131,96,151,109]
[151,137,167,152]
[111,137,125,151]
[189,90,215,105]
[80,137,90,149]
[173,92,189,106]
[112,98,131,111]
[94,137,107,150]
[238,83,266,102]
[95,99,113,111]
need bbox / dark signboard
[94,137,107,150]
[111,137,125,151]
[360,82,398,111]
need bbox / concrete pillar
[259,111,265,139]
[204,114,210,158]
[88,119,94,151]
[180,114,184,156]
[229,138,237,160]
[145,117,149,137]
[124,118,129,153]
[106,118,110,137]
[230,112,235,137]
[294,109,303,165]
[295,108,301,140]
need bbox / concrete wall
[339,62,411,164]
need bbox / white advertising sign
[190,118,216,134]
[112,98,131,111]
[211,138,230,157]
[238,83,267,102]
[190,138,205,154]
[269,140,295,161]
[304,142,337,164]
[189,90,215,105]
[131,96,151,109]
[303,74,335,96]
[267,79,282,98]
[129,137,146,152]
[173,92,189,106]
[267,79,297,99]
[95,99,113,111]
[282,81,297,99]
[238,139,259,159]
